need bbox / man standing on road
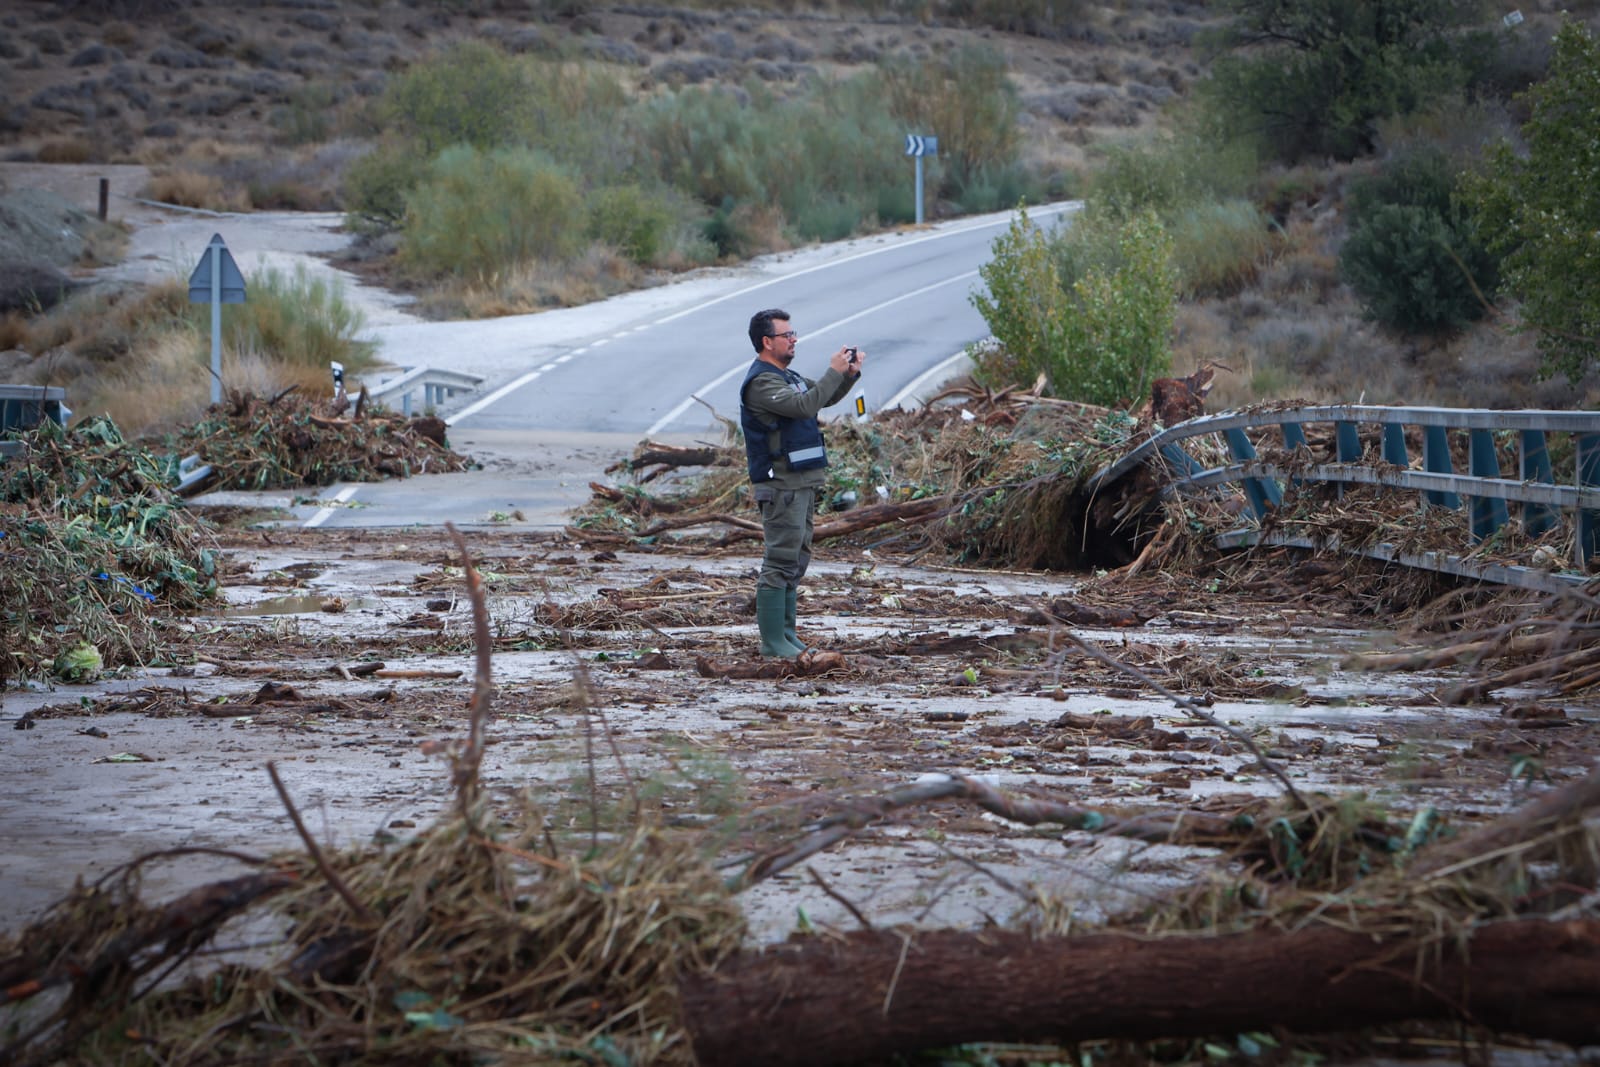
[740,308,864,659]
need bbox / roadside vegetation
[968,1,1600,412]
[2,269,376,437]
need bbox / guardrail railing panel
[1580,433,1600,564]
[1086,404,1600,588]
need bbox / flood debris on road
[3,389,1599,1064]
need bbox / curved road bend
[270,202,1079,529]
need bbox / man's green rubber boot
[757,586,803,659]
[784,586,807,654]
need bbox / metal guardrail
[0,385,69,463]
[365,367,484,416]
[1087,405,1600,591]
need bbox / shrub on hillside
[343,140,417,228]
[1199,0,1491,162]
[1169,198,1277,298]
[875,44,1023,202]
[1340,148,1498,334]
[383,40,530,154]
[585,184,679,266]
[402,146,585,280]
[1467,21,1600,382]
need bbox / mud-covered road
[6,522,1594,942]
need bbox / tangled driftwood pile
[173,388,473,492]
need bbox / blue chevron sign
[904,134,938,157]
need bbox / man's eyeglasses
[768,330,798,341]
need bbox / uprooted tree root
[4,529,1599,1065]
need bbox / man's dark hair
[748,308,790,352]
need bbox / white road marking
[447,370,544,424]
[305,484,359,528]
[647,270,979,437]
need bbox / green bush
[973,206,1178,407]
[1057,211,1178,407]
[383,40,531,154]
[874,44,1023,200]
[1466,21,1600,381]
[402,146,585,279]
[1341,148,1498,334]
[342,140,418,228]
[585,183,679,265]
[972,207,1071,390]
[1090,131,1257,218]
[213,264,376,373]
[1168,198,1276,298]
[1199,0,1490,163]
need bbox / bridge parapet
[1088,405,1600,592]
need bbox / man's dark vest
[739,359,828,483]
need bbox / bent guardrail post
[1521,430,1557,538]
[1222,426,1281,520]
[1381,423,1408,468]
[1421,425,1462,509]
[1580,433,1600,565]
[1467,429,1511,542]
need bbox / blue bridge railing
[1086,405,1600,592]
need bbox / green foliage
[342,140,418,228]
[212,264,377,373]
[974,206,1178,407]
[1058,211,1179,406]
[1199,0,1490,163]
[874,44,1023,200]
[1168,198,1277,299]
[1091,131,1257,218]
[383,40,531,154]
[1341,148,1499,334]
[402,146,585,279]
[972,207,1071,390]
[585,183,679,265]
[1466,21,1600,381]
[271,81,339,146]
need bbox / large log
[682,920,1600,1066]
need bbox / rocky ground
[1,0,1200,170]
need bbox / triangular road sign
[188,234,247,304]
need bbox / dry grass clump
[425,246,651,320]
[143,168,252,212]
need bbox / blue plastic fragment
[91,572,158,602]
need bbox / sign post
[187,234,247,405]
[904,134,938,224]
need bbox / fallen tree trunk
[682,919,1600,1066]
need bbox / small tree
[973,207,1177,408]
[1465,21,1600,381]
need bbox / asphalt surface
[189,202,1080,529]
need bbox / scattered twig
[266,762,372,924]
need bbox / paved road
[200,203,1079,529]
